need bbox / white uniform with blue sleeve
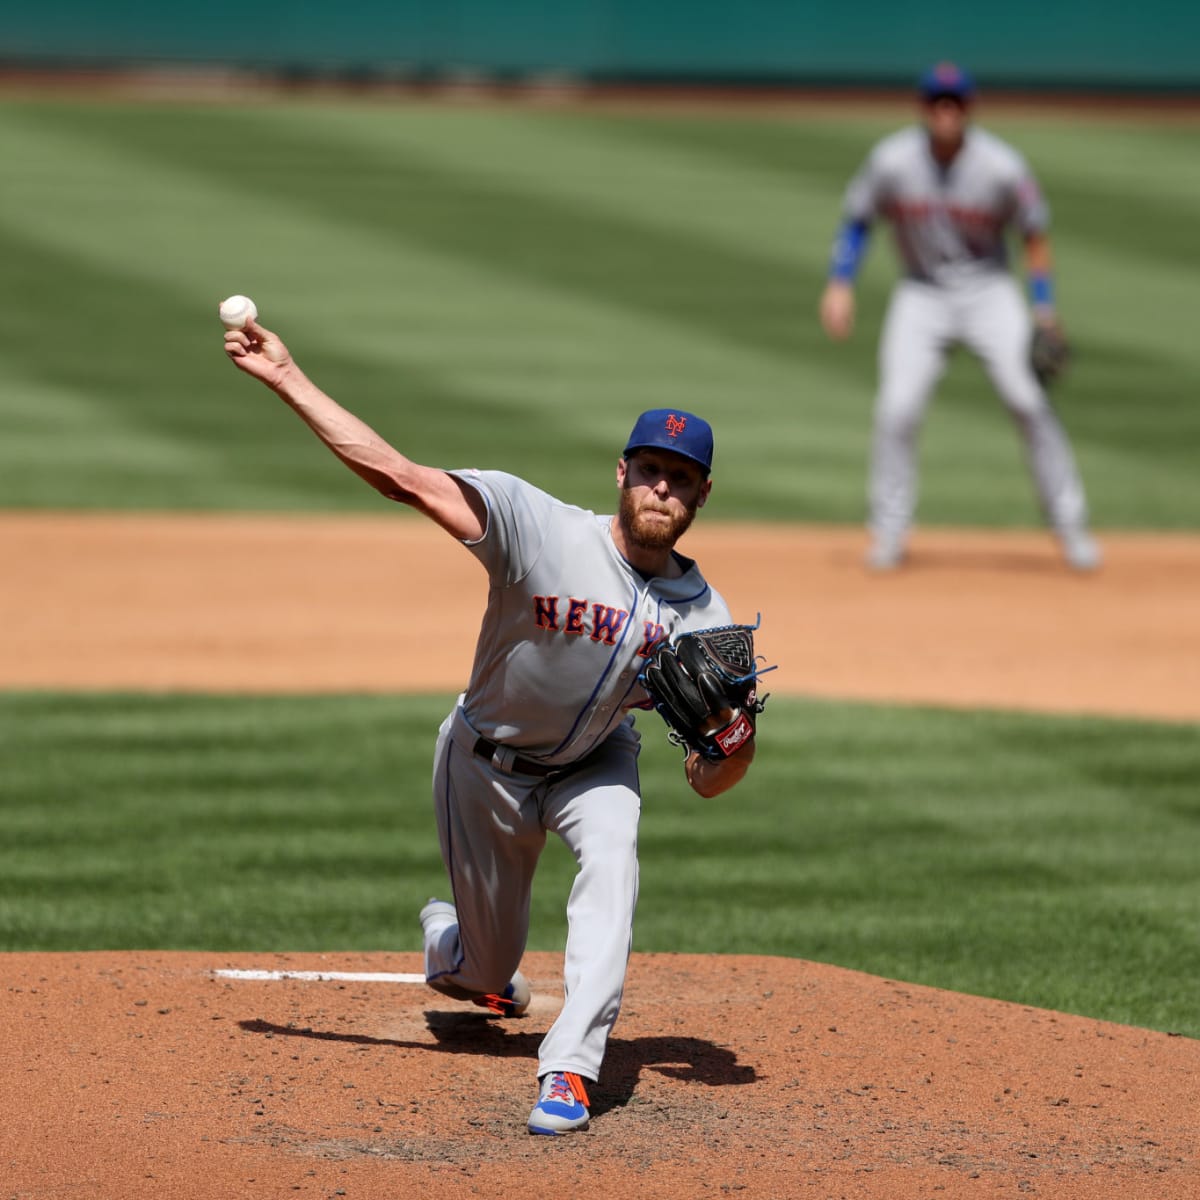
[836,119,1092,564]
[423,467,732,1083]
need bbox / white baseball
[219,294,258,330]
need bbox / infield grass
[0,98,1197,526]
[3,692,1198,1037]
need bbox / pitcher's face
[616,449,710,550]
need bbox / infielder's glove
[1030,322,1071,386]
[639,621,773,762]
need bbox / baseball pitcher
[819,62,1100,572]
[223,317,763,1135]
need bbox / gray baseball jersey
[843,125,1049,285]
[452,467,733,764]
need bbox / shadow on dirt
[238,1015,756,1116]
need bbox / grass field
[0,96,1197,524]
[2,94,1198,1037]
[3,692,1199,1035]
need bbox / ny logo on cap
[665,413,687,438]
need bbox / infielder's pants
[425,704,642,1083]
[870,275,1089,542]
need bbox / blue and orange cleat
[528,1071,590,1135]
[472,971,531,1018]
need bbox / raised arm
[223,317,486,541]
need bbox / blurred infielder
[221,317,758,1135]
[820,62,1100,572]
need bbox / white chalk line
[214,968,427,984]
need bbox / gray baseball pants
[870,274,1089,542]
[424,703,642,1082]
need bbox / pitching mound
[7,951,1198,1198]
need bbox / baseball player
[819,62,1100,572]
[222,318,757,1135]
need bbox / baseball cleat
[420,898,530,1016]
[865,534,907,572]
[1058,528,1102,573]
[528,1071,590,1135]
[472,970,531,1018]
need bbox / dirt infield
[4,513,1200,1198]
[3,512,1198,721]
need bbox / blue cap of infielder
[623,408,714,475]
[919,61,975,103]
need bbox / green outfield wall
[4,1,1197,90]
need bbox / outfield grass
[3,692,1198,1036]
[0,98,1196,526]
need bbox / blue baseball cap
[623,408,714,474]
[919,61,975,103]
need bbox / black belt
[473,736,564,778]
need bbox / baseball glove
[1030,322,1071,386]
[640,621,772,762]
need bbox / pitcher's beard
[618,489,697,551]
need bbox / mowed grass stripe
[11,102,808,364]
[2,690,1198,1036]
[286,105,841,272]
[0,144,830,516]
[0,99,1196,524]
[0,104,862,515]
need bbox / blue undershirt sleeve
[828,218,870,282]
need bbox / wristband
[829,219,869,282]
[1029,272,1054,308]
